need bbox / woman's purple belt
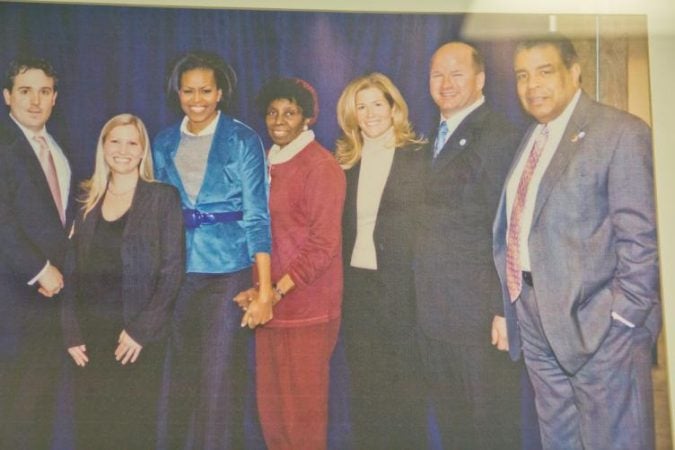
[182,208,243,228]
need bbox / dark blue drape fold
[0,3,533,449]
[0,3,526,180]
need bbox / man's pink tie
[34,135,65,225]
[505,125,549,302]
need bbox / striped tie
[505,125,549,302]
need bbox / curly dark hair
[255,77,318,124]
[166,51,237,113]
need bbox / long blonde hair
[335,72,425,168]
[79,113,154,216]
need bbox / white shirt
[505,90,581,271]
[437,96,485,149]
[9,113,72,284]
[504,90,634,327]
[180,110,220,136]
[10,113,71,214]
[350,127,396,270]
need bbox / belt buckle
[183,209,198,228]
[183,209,208,228]
[198,211,216,225]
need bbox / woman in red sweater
[235,78,345,450]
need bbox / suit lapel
[342,161,360,254]
[494,122,541,259]
[531,94,592,225]
[506,126,537,186]
[77,179,150,263]
[123,179,150,240]
[160,126,190,207]
[345,160,360,217]
[75,199,100,264]
[11,126,66,228]
[195,114,228,207]
[345,146,405,236]
[46,131,75,227]
[378,148,402,209]
[431,105,489,172]
[494,130,530,263]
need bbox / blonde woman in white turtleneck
[336,72,428,450]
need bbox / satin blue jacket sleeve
[234,120,271,258]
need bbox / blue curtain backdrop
[0,2,529,181]
[0,2,534,449]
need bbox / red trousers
[256,318,340,450]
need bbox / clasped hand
[37,264,64,298]
[233,287,274,329]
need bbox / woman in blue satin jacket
[153,51,273,449]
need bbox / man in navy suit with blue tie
[0,56,72,449]
[415,41,523,449]
[492,34,660,449]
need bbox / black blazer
[342,144,425,331]
[415,104,521,343]
[0,117,73,360]
[61,179,185,348]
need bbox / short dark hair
[166,51,237,113]
[515,33,579,69]
[3,56,58,91]
[255,78,318,123]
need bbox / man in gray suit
[492,34,660,449]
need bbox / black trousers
[0,303,61,450]
[417,329,522,450]
[73,314,164,450]
[342,267,428,450]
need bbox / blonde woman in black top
[61,113,184,450]
[337,73,427,450]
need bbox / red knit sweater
[266,140,346,327]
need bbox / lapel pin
[571,131,586,142]
[459,138,467,146]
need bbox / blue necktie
[433,121,448,158]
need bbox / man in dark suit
[0,57,72,449]
[492,35,660,449]
[414,41,522,449]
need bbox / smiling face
[355,86,394,139]
[429,43,485,119]
[178,68,222,134]
[265,98,309,148]
[103,124,144,176]
[514,44,581,124]
[3,68,57,133]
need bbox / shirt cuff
[28,261,50,286]
[611,311,636,328]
